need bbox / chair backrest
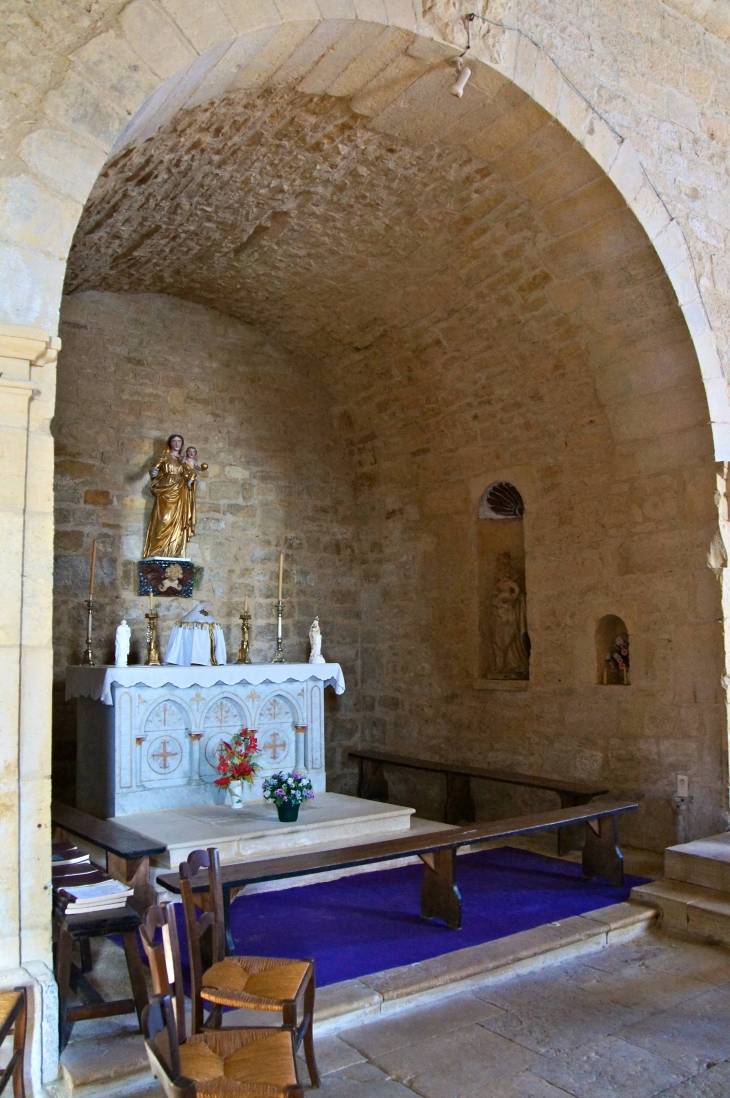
[178,848,226,1034]
[139,903,187,1045]
[143,994,195,1098]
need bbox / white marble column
[0,324,61,1092]
[294,724,308,773]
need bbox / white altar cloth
[66,663,346,706]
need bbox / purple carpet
[181,846,647,987]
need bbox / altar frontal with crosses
[69,667,332,818]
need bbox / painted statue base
[139,558,195,597]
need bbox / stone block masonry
[53,291,363,803]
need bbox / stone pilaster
[0,323,60,1092]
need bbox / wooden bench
[157,799,637,946]
[51,800,166,911]
[350,749,609,855]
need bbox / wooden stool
[0,989,27,1098]
[54,902,148,1050]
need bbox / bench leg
[582,814,624,887]
[557,793,591,855]
[444,774,475,825]
[359,759,389,803]
[419,849,462,930]
[108,854,155,915]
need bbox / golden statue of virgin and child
[142,434,207,559]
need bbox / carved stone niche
[477,482,529,681]
[596,614,630,685]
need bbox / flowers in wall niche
[604,636,630,685]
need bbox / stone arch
[3,2,728,453]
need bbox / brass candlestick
[145,610,161,666]
[237,611,252,664]
[81,597,95,666]
[272,599,285,663]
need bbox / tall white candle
[278,553,284,601]
[89,539,97,597]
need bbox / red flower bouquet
[214,729,261,795]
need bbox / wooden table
[350,749,609,854]
[158,799,638,947]
[51,800,166,911]
[54,901,148,1049]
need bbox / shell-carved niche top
[478,482,525,520]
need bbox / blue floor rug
[204,845,648,986]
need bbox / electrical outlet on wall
[677,774,689,797]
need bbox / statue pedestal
[66,664,344,817]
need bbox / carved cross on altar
[263,732,287,761]
[151,739,178,770]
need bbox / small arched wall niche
[478,483,529,681]
[596,615,630,685]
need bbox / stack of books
[52,842,133,916]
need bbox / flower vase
[228,781,246,810]
[276,802,300,823]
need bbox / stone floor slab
[339,992,505,1056]
[298,1034,366,1076]
[532,1035,686,1098]
[571,961,711,1012]
[655,1061,730,1097]
[614,982,730,1074]
[478,992,647,1055]
[319,1061,417,1097]
[365,1022,541,1098]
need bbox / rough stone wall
[468,0,730,375]
[60,82,726,848]
[52,290,361,800]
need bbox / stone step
[664,832,730,891]
[631,878,730,945]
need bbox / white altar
[66,663,345,818]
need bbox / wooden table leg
[419,848,462,929]
[360,760,389,802]
[444,774,475,825]
[582,814,624,886]
[121,931,149,1030]
[557,793,590,855]
[55,925,74,1050]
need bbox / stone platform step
[631,878,730,945]
[121,792,418,869]
[664,831,730,892]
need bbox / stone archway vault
[0,5,727,1089]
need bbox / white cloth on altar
[66,663,346,706]
[164,602,227,667]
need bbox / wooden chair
[178,849,318,1088]
[140,903,187,1046]
[140,938,304,1097]
[0,989,27,1098]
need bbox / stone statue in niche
[490,552,530,679]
